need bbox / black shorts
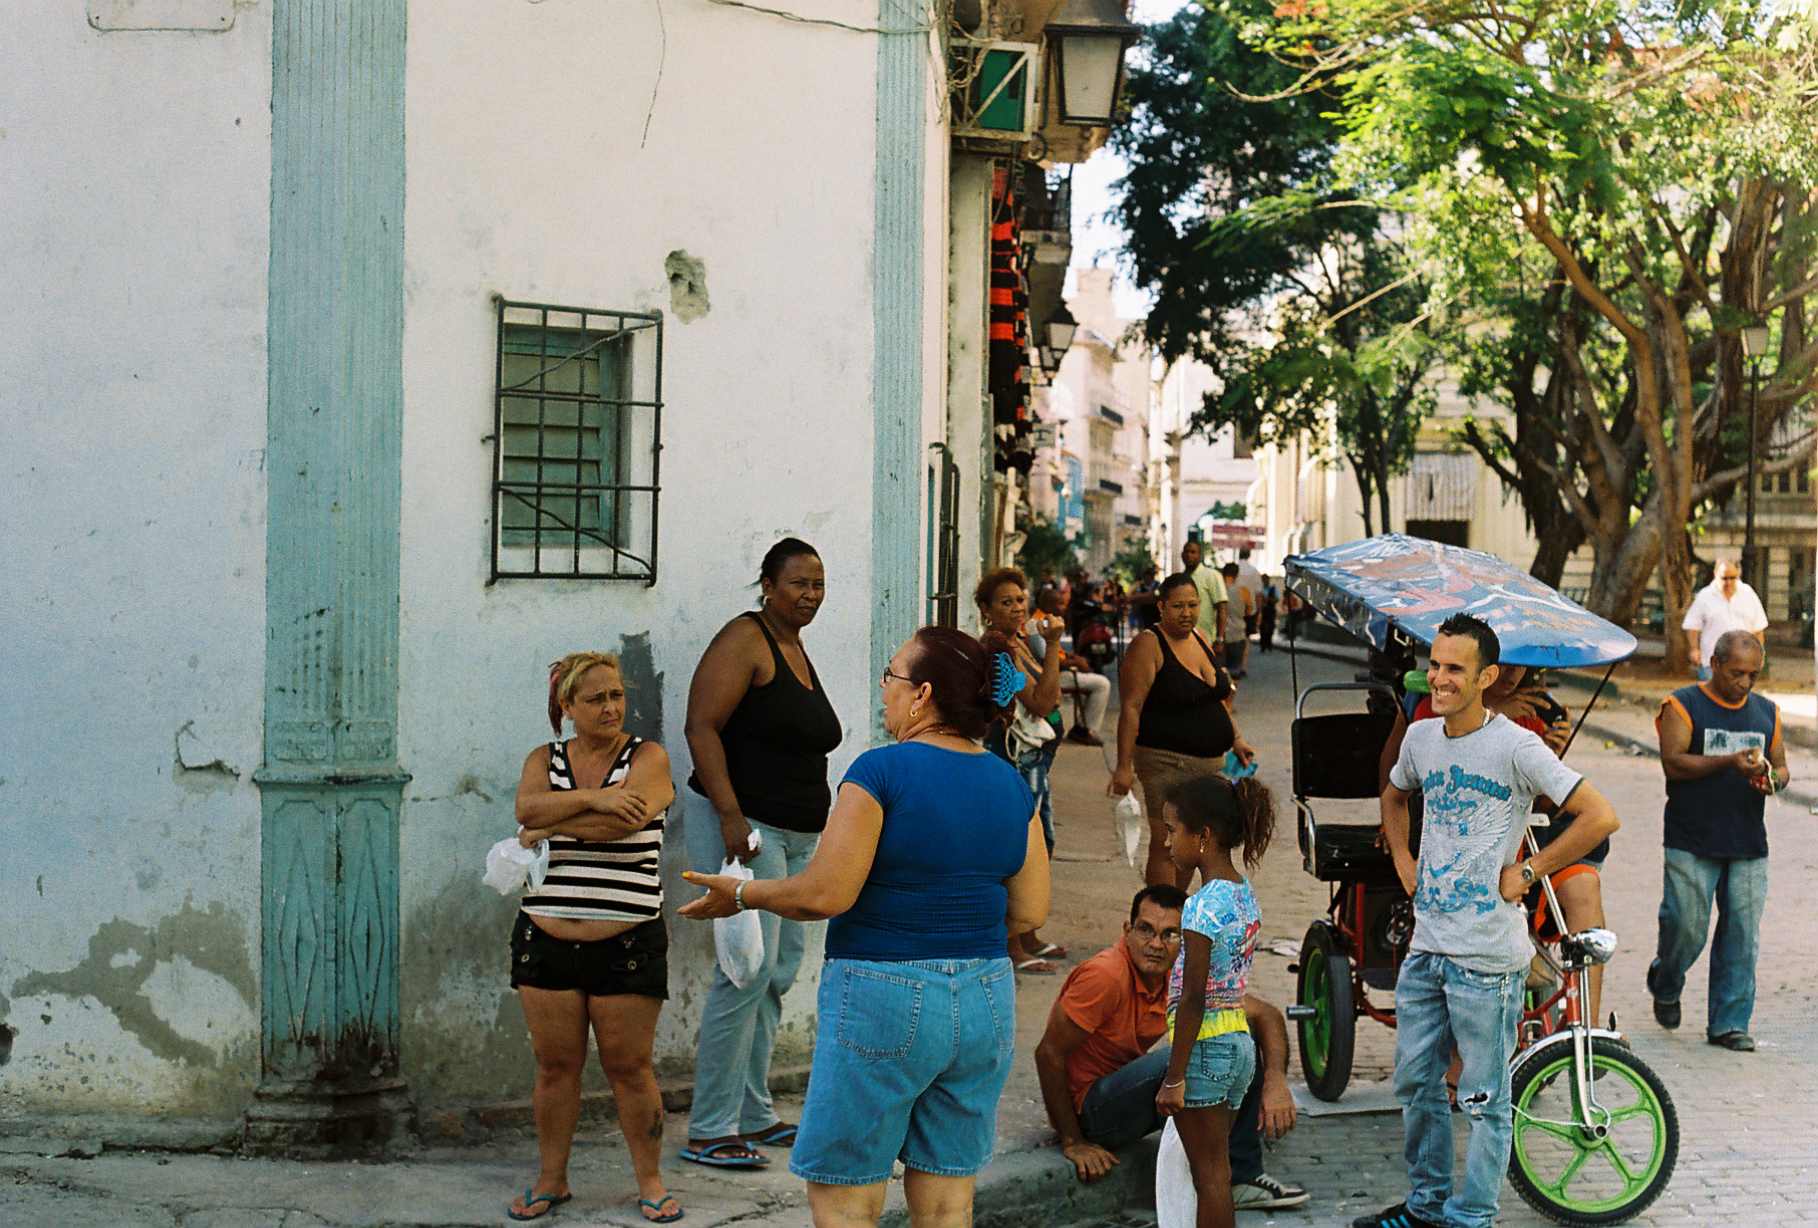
[510,912,669,999]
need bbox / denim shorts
[509,913,668,1000]
[1182,1029,1256,1110]
[790,957,1016,1184]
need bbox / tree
[1015,516,1082,584]
[1259,0,1818,655]
[1112,0,1438,535]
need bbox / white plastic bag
[1115,791,1145,867]
[483,836,548,895]
[1155,1117,1195,1228]
[713,828,766,988]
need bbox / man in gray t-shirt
[1357,615,1620,1228]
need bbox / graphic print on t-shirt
[1704,728,1766,758]
[1418,764,1514,919]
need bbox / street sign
[1207,524,1263,548]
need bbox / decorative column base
[244,1075,416,1157]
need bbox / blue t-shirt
[826,741,1036,960]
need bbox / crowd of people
[496,535,1788,1228]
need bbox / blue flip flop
[746,1122,797,1147]
[507,1190,573,1221]
[677,1141,770,1168]
[640,1195,685,1223]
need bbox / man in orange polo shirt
[1034,885,1306,1210]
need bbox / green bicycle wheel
[1295,921,1355,1102]
[1508,1035,1677,1225]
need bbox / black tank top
[1135,629,1235,758]
[687,611,843,832]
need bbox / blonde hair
[547,652,622,734]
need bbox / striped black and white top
[521,737,665,922]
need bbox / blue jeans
[1394,951,1524,1228]
[684,797,822,1138]
[1647,847,1767,1037]
[1075,1044,1269,1184]
[790,957,1016,1184]
[988,732,1056,855]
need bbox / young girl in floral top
[1156,773,1275,1228]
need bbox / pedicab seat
[1292,707,1401,884]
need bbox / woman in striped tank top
[506,653,680,1223]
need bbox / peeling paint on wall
[664,250,709,323]
[10,901,255,1068]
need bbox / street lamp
[1045,303,1079,354]
[1043,0,1142,127]
[1740,322,1770,591]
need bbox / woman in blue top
[681,625,1050,1228]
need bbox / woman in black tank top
[1107,571,1257,888]
[680,538,843,1167]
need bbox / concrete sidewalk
[10,644,1818,1226]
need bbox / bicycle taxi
[1282,535,1677,1225]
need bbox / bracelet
[734,880,750,911]
[1161,1077,1186,1089]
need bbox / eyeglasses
[1131,921,1182,945]
[881,667,914,686]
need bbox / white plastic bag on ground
[1115,791,1145,867]
[483,837,548,895]
[1155,1117,1195,1228]
[713,829,766,988]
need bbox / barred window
[492,299,662,583]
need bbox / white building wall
[0,11,272,1120]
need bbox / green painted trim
[255,0,409,1136]
[872,0,928,732]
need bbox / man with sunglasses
[1034,885,1307,1209]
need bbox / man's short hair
[1130,883,1187,922]
[1712,629,1763,666]
[1435,613,1501,670]
[1220,562,1240,577]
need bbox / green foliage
[1015,516,1082,582]
[1108,542,1158,587]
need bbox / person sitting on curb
[1033,885,1308,1211]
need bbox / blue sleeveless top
[1660,683,1779,859]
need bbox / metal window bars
[491,298,663,584]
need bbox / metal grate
[491,298,662,584]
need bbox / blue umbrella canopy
[1284,534,1637,668]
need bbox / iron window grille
[491,298,662,584]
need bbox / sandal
[507,1190,573,1221]
[1027,941,1069,959]
[745,1122,797,1146]
[677,1140,770,1168]
[1013,957,1058,974]
[640,1195,684,1223]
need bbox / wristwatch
[734,880,751,911]
[1518,862,1537,887]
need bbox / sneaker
[1652,997,1680,1030]
[1231,1173,1309,1210]
[1352,1203,1444,1228]
[1708,1030,1756,1051]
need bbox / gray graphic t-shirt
[1390,713,1584,973]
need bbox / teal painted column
[872,0,928,715]
[247,0,412,1154]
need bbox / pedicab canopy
[1284,534,1637,669]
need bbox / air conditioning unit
[951,39,1039,141]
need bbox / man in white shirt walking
[1682,559,1767,681]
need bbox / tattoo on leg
[648,1108,665,1141]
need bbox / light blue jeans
[1393,951,1524,1228]
[1647,847,1767,1037]
[684,797,821,1138]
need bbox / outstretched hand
[677,871,743,920]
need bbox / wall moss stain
[10,901,255,1070]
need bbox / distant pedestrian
[1219,563,1248,680]
[1682,557,1766,680]
[1131,564,1163,634]
[680,626,1049,1228]
[1181,540,1228,661]
[1647,630,1788,1052]
[1367,615,1619,1228]
[1256,578,1278,654]
[680,537,842,1170]
[508,654,679,1223]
